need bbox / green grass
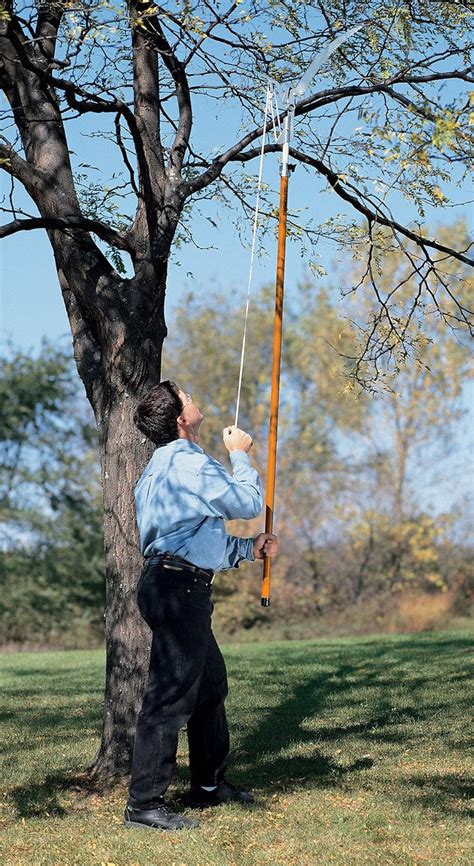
[1,632,472,865]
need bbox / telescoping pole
[259,22,367,606]
[261,119,291,607]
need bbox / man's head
[134,381,203,446]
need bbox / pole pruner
[261,23,366,606]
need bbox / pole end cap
[261,597,270,607]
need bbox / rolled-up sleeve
[191,451,262,520]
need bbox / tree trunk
[91,394,154,777]
[351,524,374,603]
[51,234,169,778]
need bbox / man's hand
[253,533,279,560]
[223,425,253,453]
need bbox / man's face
[178,389,204,433]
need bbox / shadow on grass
[223,634,471,813]
[6,633,471,820]
[10,772,71,819]
[1,703,103,757]
[6,689,104,817]
[225,668,378,793]
[406,773,474,818]
[8,767,117,819]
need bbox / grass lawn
[1,631,472,865]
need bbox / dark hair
[133,380,183,446]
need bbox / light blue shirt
[135,439,263,572]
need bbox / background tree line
[2,235,472,647]
[0,343,104,646]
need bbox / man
[124,380,278,832]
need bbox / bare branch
[35,1,66,62]
[184,2,239,66]
[0,141,45,196]
[130,1,191,177]
[1,19,153,239]
[183,61,473,196]
[0,215,131,251]
[231,143,474,268]
[298,70,473,118]
[114,114,140,196]
[128,6,165,189]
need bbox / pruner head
[267,22,370,149]
[273,21,369,108]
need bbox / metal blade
[293,22,367,98]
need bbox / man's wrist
[229,449,250,462]
[245,537,255,561]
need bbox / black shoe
[124,803,199,831]
[186,779,254,809]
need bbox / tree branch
[183,64,473,196]
[297,68,474,116]
[128,4,165,190]
[130,1,192,177]
[1,15,153,245]
[1,18,135,124]
[0,141,45,196]
[231,143,473,268]
[0,215,131,250]
[114,114,140,196]
[183,1,239,67]
[35,1,66,62]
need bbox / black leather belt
[147,553,215,585]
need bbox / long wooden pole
[261,149,290,606]
[259,25,366,606]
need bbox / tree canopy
[1,1,472,380]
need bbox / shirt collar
[157,438,204,455]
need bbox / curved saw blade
[293,22,367,98]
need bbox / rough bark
[94,395,153,777]
[49,231,169,776]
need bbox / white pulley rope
[234,84,280,427]
[233,23,367,431]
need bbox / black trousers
[127,559,230,808]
